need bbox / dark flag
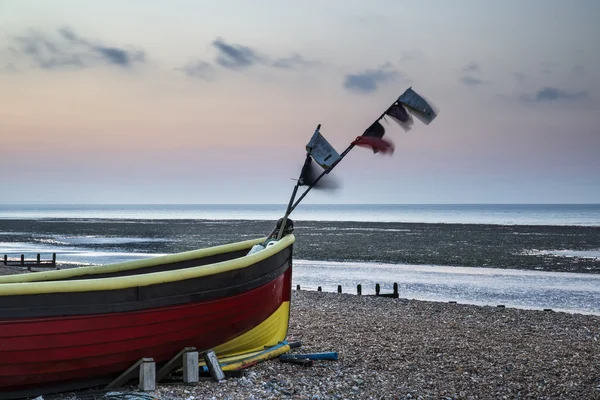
[298,155,340,189]
[357,120,394,154]
[362,120,386,139]
[385,103,414,131]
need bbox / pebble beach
[148,290,600,400]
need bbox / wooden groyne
[296,283,400,298]
[295,283,557,312]
[2,253,58,270]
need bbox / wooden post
[182,351,199,383]
[317,286,322,292]
[357,284,362,295]
[37,253,41,264]
[393,282,398,297]
[203,349,225,382]
[296,284,300,291]
[52,253,57,266]
[375,283,380,296]
[337,285,342,293]
[21,254,24,266]
[3,255,6,265]
[139,359,156,391]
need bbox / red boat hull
[0,239,294,398]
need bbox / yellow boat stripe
[0,235,294,296]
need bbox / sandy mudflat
[149,291,600,400]
[1,218,600,273]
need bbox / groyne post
[393,282,398,297]
[296,284,301,291]
[375,283,380,296]
[317,286,322,292]
[3,255,6,265]
[337,285,342,294]
[37,253,41,264]
[357,284,362,295]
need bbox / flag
[384,103,414,131]
[298,155,340,189]
[352,136,394,154]
[357,120,394,154]
[305,130,340,169]
[362,120,385,139]
[398,87,438,125]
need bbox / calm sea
[1,204,600,226]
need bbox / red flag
[352,136,395,154]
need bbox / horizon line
[1,203,599,206]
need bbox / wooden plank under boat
[0,234,295,399]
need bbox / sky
[0,0,599,204]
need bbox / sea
[1,203,599,315]
[1,203,600,225]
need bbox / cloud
[521,87,589,102]
[343,63,400,94]
[212,38,264,69]
[460,75,487,85]
[271,54,320,69]
[459,62,487,86]
[462,62,480,73]
[210,38,319,72]
[181,60,214,80]
[8,27,145,70]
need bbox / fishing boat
[0,87,438,399]
[0,221,295,398]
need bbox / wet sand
[1,218,599,274]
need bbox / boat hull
[0,236,294,398]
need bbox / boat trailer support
[156,346,199,384]
[202,349,225,382]
[105,357,156,391]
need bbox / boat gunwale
[0,234,294,297]
[0,237,267,285]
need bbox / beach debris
[279,352,339,362]
[278,358,314,367]
[103,392,160,400]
